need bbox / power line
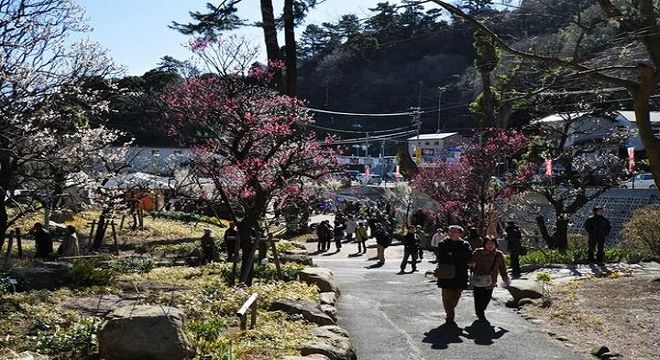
[306,122,418,134]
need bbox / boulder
[279,253,314,266]
[507,279,543,302]
[591,346,610,357]
[299,267,341,295]
[270,299,335,326]
[321,304,338,322]
[319,292,337,306]
[10,261,72,290]
[5,351,48,360]
[300,325,356,360]
[99,305,190,360]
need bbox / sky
[76,0,421,76]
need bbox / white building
[407,132,463,164]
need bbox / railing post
[236,293,258,331]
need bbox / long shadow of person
[463,320,508,345]
[422,322,464,350]
[364,262,384,269]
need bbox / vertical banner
[545,159,553,176]
[415,147,422,164]
[364,164,370,177]
[627,147,635,174]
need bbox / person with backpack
[469,236,510,323]
[435,225,472,324]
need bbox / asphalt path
[308,216,587,360]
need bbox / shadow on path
[422,322,464,350]
[463,320,508,345]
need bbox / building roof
[533,111,660,124]
[616,111,660,123]
[407,132,458,141]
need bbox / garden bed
[518,273,660,359]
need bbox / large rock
[99,305,190,360]
[10,262,72,290]
[300,325,357,360]
[507,279,543,302]
[319,292,337,306]
[279,253,314,266]
[270,299,335,326]
[299,268,341,295]
[321,304,338,322]
[5,351,48,360]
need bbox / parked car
[363,174,382,185]
[620,173,656,189]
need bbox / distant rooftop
[534,111,660,123]
[407,132,458,141]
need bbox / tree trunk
[283,0,297,96]
[535,214,554,249]
[481,70,494,127]
[554,216,569,252]
[93,213,107,249]
[260,0,284,94]
[632,80,660,187]
[0,194,7,254]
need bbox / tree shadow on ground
[462,320,508,345]
[422,322,464,349]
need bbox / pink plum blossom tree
[163,39,339,284]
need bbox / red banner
[545,159,553,176]
[627,147,635,174]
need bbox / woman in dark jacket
[435,225,472,323]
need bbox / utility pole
[437,86,447,133]
[410,107,422,164]
[380,139,386,178]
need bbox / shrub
[68,260,114,287]
[109,257,154,274]
[622,204,660,256]
[148,211,227,228]
[36,318,99,359]
[219,263,306,283]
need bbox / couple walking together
[436,225,510,323]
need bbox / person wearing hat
[505,221,523,278]
[584,206,611,265]
[435,225,472,324]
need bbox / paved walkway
[306,215,588,360]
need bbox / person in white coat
[344,216,357,242]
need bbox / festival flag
[627,147,635,174]
[364,164,370,177]
[545,159,553,176]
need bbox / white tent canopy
[104,172,173,190]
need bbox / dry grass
[519,274,660,359]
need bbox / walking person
[416,225,427,261]
[316,221,327,252]
[430,227,445,263]
[374,223,391,265]
[355,222,369,255]
[345,216,357,242]
[399,225,419,273]
[469,236,510,322]
[333,220,344,251]
[504,221,523,278]
[584,206,611,265]
[435,225,472,324]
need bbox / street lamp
[436,86,448,133]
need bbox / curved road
[307,216,587,360]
